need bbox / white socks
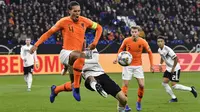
[27,73,33,89]
[162,82,176,99]
[172,84,192,91]
[90,81,97,91]
[162,82,193,99]
[24,75,28,84]
[118,106,125,112]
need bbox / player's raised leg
[50,82,72,103]
[172,82,197,98]
[69,51,85,101]
[170,70,197,98]
[172,79,197,98]
[87,76,108,97]
[115,91,127,112]
[50,50,84,102]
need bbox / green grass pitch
[0,72,200,112]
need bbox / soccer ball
[117,51,133,66]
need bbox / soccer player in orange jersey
[113,26,154,111]
[30,1,102,102]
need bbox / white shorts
[122,66,144,80]
[59,49,73,65]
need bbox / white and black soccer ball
[117,51,133,66]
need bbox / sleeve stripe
[93,51,99,53]
[171,55,176,59]
[91,22,97,29]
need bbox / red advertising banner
[0,53,199,75]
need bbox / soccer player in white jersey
[157,36,197,102]
[61,48,127,112]
[20,38,38,91]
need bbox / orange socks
[54,82,72,94]
[137,87,144,102]
[122,86,144,102]
[73,58,85,88]
[121,86,128,97]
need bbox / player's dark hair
[157,36,165,40]
[67,1,80,10]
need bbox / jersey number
[172,72,178,80]
[68,26,74,32]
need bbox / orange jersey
[35,16,101,51]
[118,37,153,66]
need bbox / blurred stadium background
[0,0,200,112]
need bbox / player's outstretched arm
[85,18,103,50]
[33,50,39,68]
[35,26,61,46]
[30,20,63,54]
[88,23,102,50]
[144,40,154,72]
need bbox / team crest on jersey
[138,44,142,48]
[81,23,84,29]
[127,45,131,50]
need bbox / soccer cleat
[136,102,141,111]
[50,85,57,103]
[27,88,31,92]
[95,83,108,98]
[125,105,131,111]
[191,86,197,98]
[72,87,81,101]
[169,98,178,103]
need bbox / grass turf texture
[0,72,199,112]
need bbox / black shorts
[23,65,34,75]
[163,70,180,82]
[84,73,121,97]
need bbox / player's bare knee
[116,91,127,106]
[171,82,177,89]
[139,83,144,88]
[69,51,85,65]
[123,80,129,87]
[120,96,127,106]
[79,52,85,58]
[123,83,128,87]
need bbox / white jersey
[158,45,181,72]
[82,49,105,79]
[20,44,38,67]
